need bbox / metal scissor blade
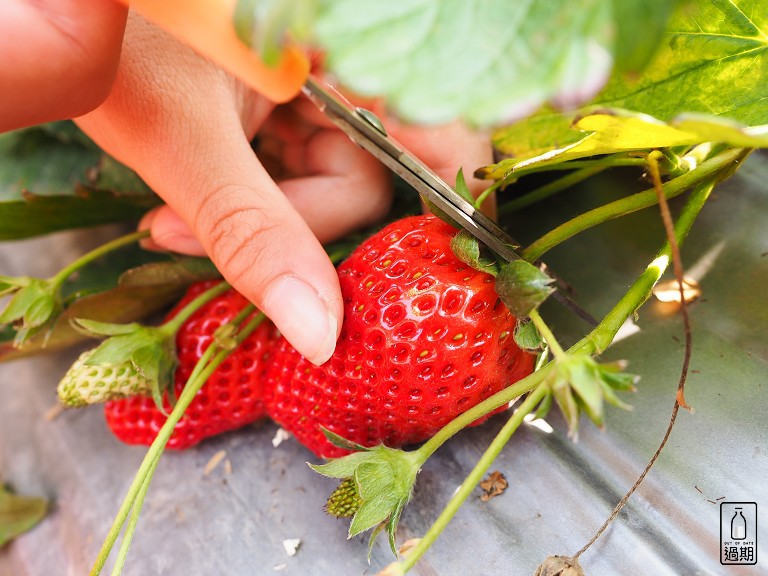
[302,76,597,326]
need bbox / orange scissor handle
[115,0,309,103]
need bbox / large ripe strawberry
[103,281,276,449]
[264,215,536,458]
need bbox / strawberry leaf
[491,0,768,159]
[495,261,555,318]
[0,258,220,362]
[0,485,47,546]
[0,123,159,240]
[0,278,60,345]
[313,0,642,126]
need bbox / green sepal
[548,355,637,437]
[450,231,500,276]
[495,260,555,318]
[514,319,545,352]
[320,427,372,452]
[454,168,475,204]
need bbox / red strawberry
[264,215,536,458]
[104,281,276,449]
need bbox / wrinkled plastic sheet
[1,158,767,575]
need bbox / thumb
[162,135,343,366]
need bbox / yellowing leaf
[493,0,768,158]
[480,110,768,180]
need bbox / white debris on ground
[272,427,292,448]
[282,538,301,557]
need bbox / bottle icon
[731,507,747,540]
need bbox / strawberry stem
[521,147,746,262]
[498,165,605,215]
[110,452,161,575]
[399,385,548,573]
[160,281,232,335]
[51,230,150,287]
[529,309,565,359]
[90,306,263,575]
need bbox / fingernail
[262,275,338,365]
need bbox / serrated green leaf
[481,110,768,180]
[492,0,768,158]
[495,261,555,318]
[610,0,682,74]
[314,0,625,126]
[0,485,47,546]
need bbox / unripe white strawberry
[57,348,152,407]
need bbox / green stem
[90,308,264,575]
[160,281,232,335]
[576,178,716,356]
[529,309,565,359]
[521,148,743,262]
[110,452,161,576]
[51,230,150,287]
[499,166,604,215]
[473,180,503,211]
[400,386,548,573]
[416,368,552,462]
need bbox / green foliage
[0,123,159,239]
[313,0,647,126]
[0,258,220,362]
[492,0,768,158]
[0,485,47,547]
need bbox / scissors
[302,77,597,326]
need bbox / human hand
[0,0,127,132]
[76,11,492,366]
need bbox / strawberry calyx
[309,429,422,556]
[0,275,61,345]
[541,354,638,438]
